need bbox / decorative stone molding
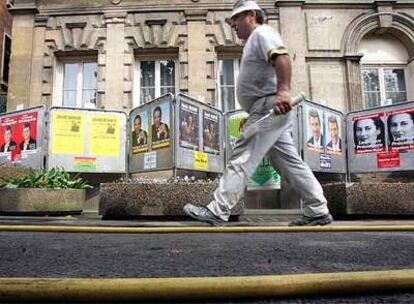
[275,0,305,7]
[184,9,208,22]
[343,12,414,56]
[206,11,240,46]
[125,12,186,48]
[40,15,107,108]
[125,12,188,96]
[104,11,127,25]
[9,0,39,16]
[34,15,48,28]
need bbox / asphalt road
[0,230,413,303]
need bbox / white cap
[230,0,263,19]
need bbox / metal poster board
[0,105,45,169]
[175,93,224,173]
[347,100,414,173]
[47,107,127,173]
[129,94,174,173]
[300,101,346,173]
[225,109,281,190]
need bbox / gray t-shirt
[236,25,287,111]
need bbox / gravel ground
[0,231,413,303]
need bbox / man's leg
[184,111,293,224]
[267,131,332,225]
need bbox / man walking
[184,0,332,226]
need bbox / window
[58,61,97,108]
[359,34,409,108]
[135,60,176,105]
[1,34,11,84]
[362,67,407,108]
[218,59,240,113]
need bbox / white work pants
[207,96,329,221]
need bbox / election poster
[150,102,171,150]
[0,111,38,161]
[386,108,414,152]
[131,110,149,154]
[352,113,386,154]
[228,111,280,190]
[202,110,219,155]
[179,101,199,150]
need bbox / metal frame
[346,100,414,174]
[47,106,127,173]
[299,99,347,174]
[0,105,46,170]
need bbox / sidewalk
[0,211,413,227]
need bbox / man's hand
[273,89,292,115]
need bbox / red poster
[377,152,400,169]
[352,112,387,154]
[0,111,38,161]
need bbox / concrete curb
[0,224,413,233]
[1,270,413,301]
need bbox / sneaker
[288,213,333,226]
[183,203,226,226]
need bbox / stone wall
[6,0,414,113]
[0,0,13,105]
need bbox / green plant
[0,167,92,189]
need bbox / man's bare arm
[272,54,292,115]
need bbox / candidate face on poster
[325,113,342,155]
[0,111,38,161]
[151,102,170,150]
[305,106,324,152]
[203,110,219,154]
[131,111,149,154]
[353,114,386,154]
[387,109,414,151]
[179,102,199,150]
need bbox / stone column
[408,58,414,101]
[7,4,38,110]
[29,16,47,107]
[185,10,208,102]
[276,0,308,96]
[104,11,126,110]
[344,53,364,111]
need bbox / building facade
[6,0,414,115]
[0,0,13,113]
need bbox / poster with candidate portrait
[131,110,149,154]
[305,106,324,152]
[179,101,199,150]
[150,102,170,150]
[386,108,414,152]
[227,110,280,190]
[352,113,386,154]
[203,110,219,155]
[324,112,342,155]
[0,111,38,162]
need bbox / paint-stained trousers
[207,96,330,221]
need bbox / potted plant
[0,167,92,215]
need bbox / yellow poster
[89,114,120,156]
[194,151,208,171]
[51,111,85,155]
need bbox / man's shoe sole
[289,214,333,227]
[183,205,226,227]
